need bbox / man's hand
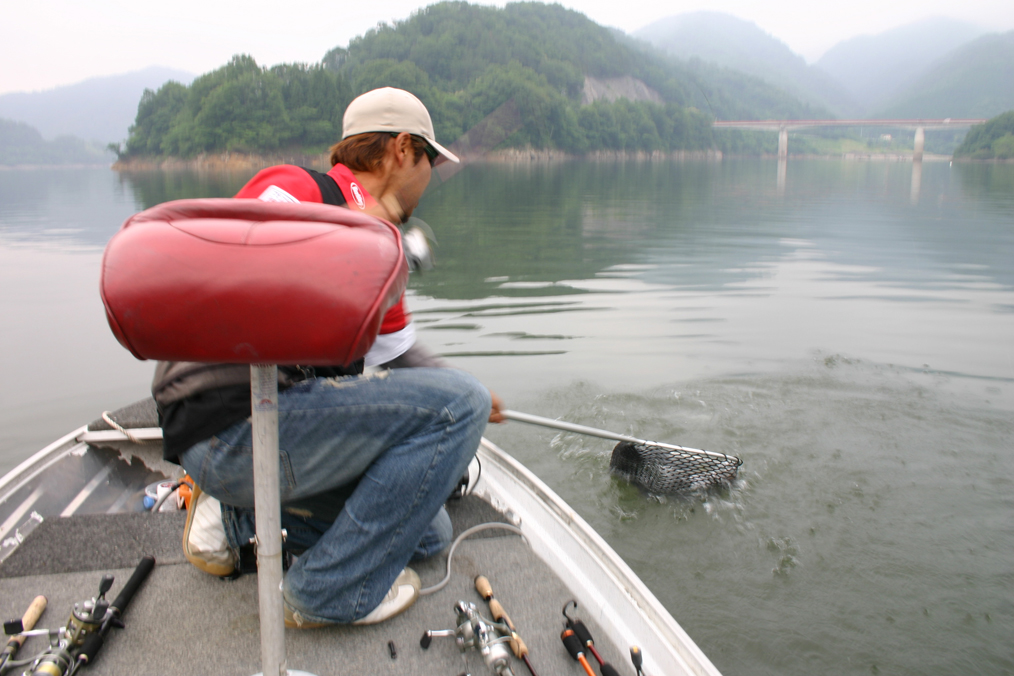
[489,390,505,424]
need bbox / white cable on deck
[420,522,527,596]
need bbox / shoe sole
[285,569,421,628]
[284,614,331,630]
[182,484,236,577]
[352,568,421,625]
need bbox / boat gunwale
[476,437,722,676]
[0,425,87,501]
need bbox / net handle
[501,410,740,464]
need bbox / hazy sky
[2,0,1012,95]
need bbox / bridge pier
[778,128,788,159]
[913,127,925,162]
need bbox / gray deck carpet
[0,497,631,676]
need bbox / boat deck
[0,460,630,676]
[0,398,720,676]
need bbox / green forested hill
[954,111,1014,159]
[876,31,1014,119]
[124,1,822,159]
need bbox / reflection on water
[1,160,1013,676]
[910,160,922,205]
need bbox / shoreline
[37,150,1010,172]
[0,162,112,171]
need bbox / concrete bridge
[712,119,988,160]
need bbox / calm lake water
[1,160,1012,675]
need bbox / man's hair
[330,132,429,171]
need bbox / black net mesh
[609,441,741,494]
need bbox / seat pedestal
[250,364,316,676]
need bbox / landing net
[610,441,741,494]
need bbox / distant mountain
[0,66,194,145]
[816,18,984,113]
[633,12,858,116]
[876,30,1014,119]
[0,118,108,166]
[126,2,823,159]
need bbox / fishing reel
[2,557,153,676]
[63,575,117,649]
[2,575,116,676]
[402,217,435,272]
[420,600,516,676]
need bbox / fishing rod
[0,597,46,673]
[560,627,597,676]
[629,646,646,676]
[561,601,619,676]
[474,576,539,676]
[2,556,155,676]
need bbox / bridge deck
[713,118,987,130]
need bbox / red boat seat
[100,198,407,365]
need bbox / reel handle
[98,575,114,597]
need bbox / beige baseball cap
[342,87,460,165]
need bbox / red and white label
[350,182,366,209]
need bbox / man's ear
[394,132,413,166]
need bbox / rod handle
[570,618,592,646]
[488,599,512,628]
[562,629,596,676]
[110,556,155,617]
[511,633,529,659]
[474,575,493,600]
[600,663,621,676]
[77,632,104,666]
[476,577,528,659]
[3,596,46,655]
[488,599,526,657]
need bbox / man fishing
[153,87,503,627]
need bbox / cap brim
[428,138,459,166]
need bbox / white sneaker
[182,484,236,577]
[352,568,421,625]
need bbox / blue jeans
[179,367,489,623]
